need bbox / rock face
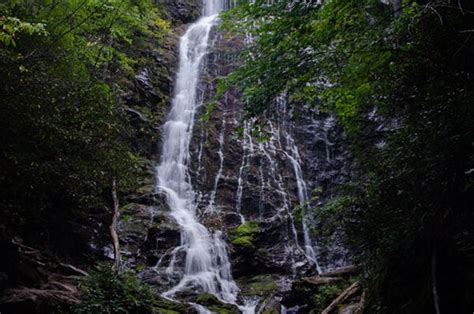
[161,0,202,24]
[118,15,353,311]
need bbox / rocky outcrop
[161,0,202,25]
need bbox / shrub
[75,265,155,314]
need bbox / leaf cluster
[74,265,156,314]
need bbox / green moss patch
[195,293,240,314]
[229,221,260,248]
[239,275,278,297]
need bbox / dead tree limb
[320,265,360,277]
[302,276,343,286]
[0,287,80,305]
[355,291,366,314]
[322,281,361,314]
[58,263,89,277]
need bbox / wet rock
[223,212,242,228]
[193,293,240,314]
[162,0,202,24]
[155,295,192,313]
[238,275,278,298]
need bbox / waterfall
[278,96,323,274]
[156,1,255,312]
[284,134,323,274]
[206,108,227,214]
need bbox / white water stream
[155,1,254,312]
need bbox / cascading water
[206,108,227,214]
[235,96,323,272]
[155,1,254,312]
[277,96,323,273]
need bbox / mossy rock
[155,308,179,314]
[229,221,260,248]
[195,293,240,314]
[239,275,278,297]
[154,296,189,313]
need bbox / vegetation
[284,276,359,313]
[229,220,260,248]
[224,0,474,312]
[0,0,170,248]
[238,275,278,297]
[74,265,156,314]
[0,2,174,310]
[2,0,474,313]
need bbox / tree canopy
[0,0,170,247]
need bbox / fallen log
[42,281,78,293]
[302,276,343,286]
[355,291,366,314]
[320,265,360,277]
[321,281,361,314]
[59,262,89,276]
[0,287,80,304]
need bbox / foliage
[0,0,171,248]
[292,203,305,225]
[311,195,356,241]
[74,265,155,314]
[224,0,474,312]
[0,16,47,47]
[229,221,260,248]
[310,283,342,312]
[286,276,358,313]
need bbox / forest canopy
[0,0,170,246]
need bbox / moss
[136,262,146,272]
[154,296,189,313]
[195,293,240,314]
[229,221,260,248]
[239,275,278,297]
[256,248,269,257]
[155,308,179,314]
[231,236,254,247]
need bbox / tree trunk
[303,276,343,286]
[432,251,441,314]
[320,265,360,277]
[110,179,121,271]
